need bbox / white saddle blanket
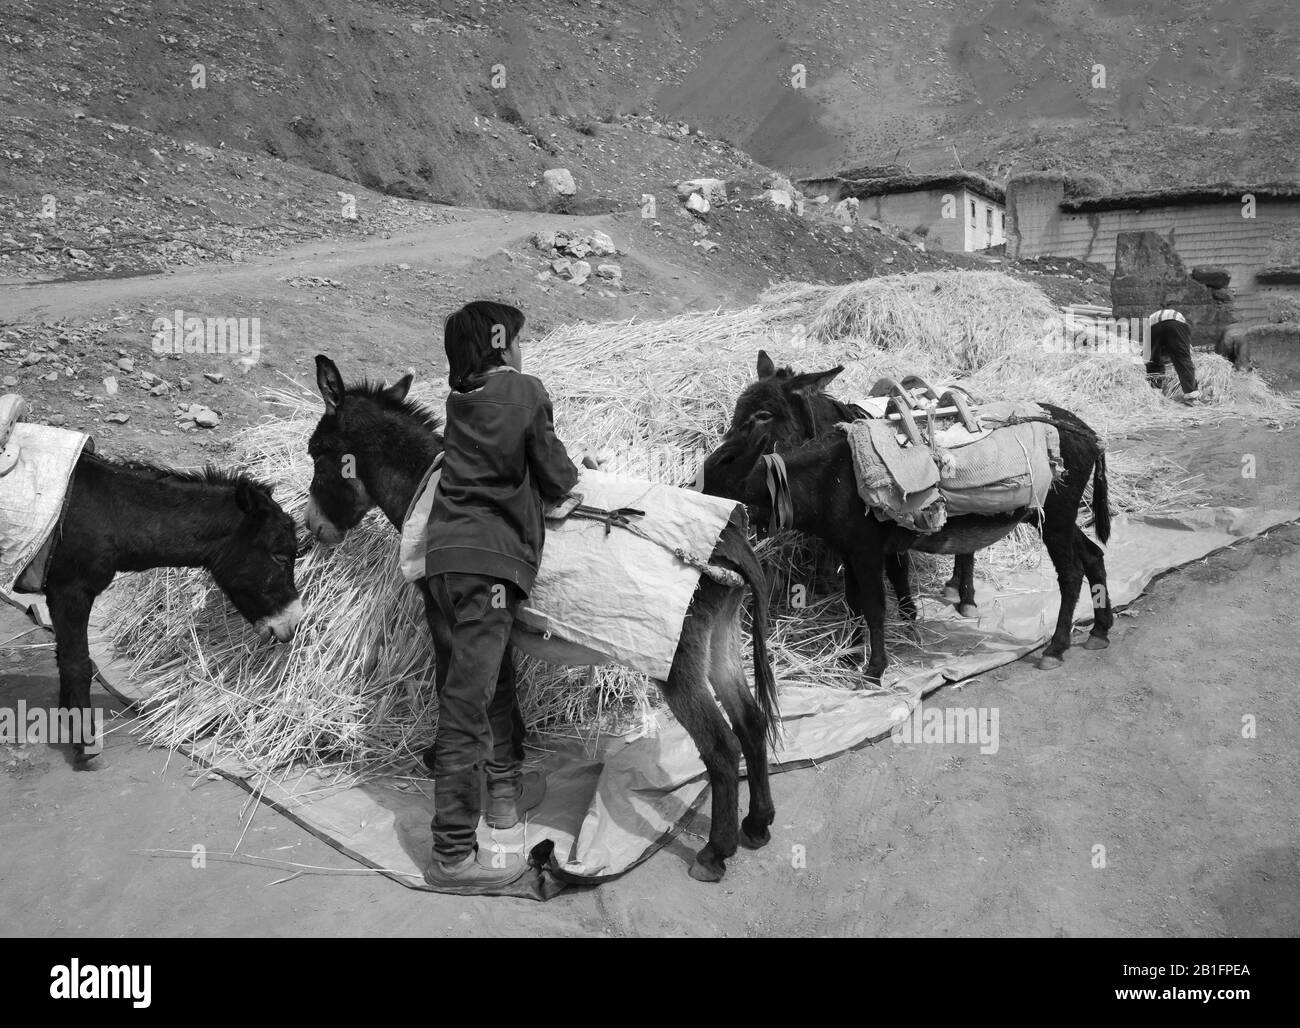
[400,467,743,680]
[0,423,93,594]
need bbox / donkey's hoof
[940,586,960,604]
[73,752,103,771]
[688,855,726,883]
[1036,654,1064,671]
[1083,634,1110,651]
[957,603,979,618]
[740,821,771,850]
[857,672,884,691]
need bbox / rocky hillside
[3,0,1294,226]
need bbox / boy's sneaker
[423,845,527,891]
[485,769,547,829]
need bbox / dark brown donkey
[37,455,302,763]
[302,355,778,883]
[701,352,1114,683]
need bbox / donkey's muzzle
[304,495,345,547]
[256,597,303,644]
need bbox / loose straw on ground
[108,271,1300,784]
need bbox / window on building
[986,208,993,236]
[970,199,977,224]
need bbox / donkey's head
[209,476,302,643]
[304,355,438,546]
[700,350,845,499]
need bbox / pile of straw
[109,271,1300,782]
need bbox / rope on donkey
[565,505,744,589]
[981,413,1103,447]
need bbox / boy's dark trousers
[1146,319,1198,394]
[426,572,527,863]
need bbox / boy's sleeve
[526,384,580,502]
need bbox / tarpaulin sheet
[0,423,92,594]
[60,506,1300,897]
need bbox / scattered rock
[676,178,727,202]
[566,260,592,286]
[41,371,57,382]
[48,414,66,427]
[117,357,134,372]
[587,230,616,256]
[832,197,860,223]
[102,376,118,396]
[596,263,622,280]
[686,192,710,215]
[141,371,161,385]
[193,408,221,428]
[204,372,225,384]
[541,168,577,196]
[761,189,793,210]
[2,376,18,387]
[149,383,170,396]
[104,413,130,424]
[178,378,191,391]
[698,240,721,253]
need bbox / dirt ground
[2,409,1297,936]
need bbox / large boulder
[1111,231,1233,348]
[542,168,577,196]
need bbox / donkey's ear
[316,355,346,414]
[756,350,776,380]
[381,371,414,404]
[234,479,271,517]
[790,365,844,394]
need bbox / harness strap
[761,452,793,535]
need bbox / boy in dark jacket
[423,300,581,891]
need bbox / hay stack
[109,271,1300,783]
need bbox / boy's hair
[444,300,525,391]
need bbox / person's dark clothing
[426,369,578,596]
[426,572,526,862]
[1147,318,1198,394]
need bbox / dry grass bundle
[769,272,1058,372]
[109,272,1300,782]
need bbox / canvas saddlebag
[934,401,1061,515]
[844,400,1061,531]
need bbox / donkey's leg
[1075,527,1113,650]
[707,587,775,850]
[1037,516,1083,670]
[847,550,889,686]
[661,596,742,882]
[884,553,917,621]
[941,557,961,605]
[841,558,868,667]
[954,553,979,618]
[46,584,98,763]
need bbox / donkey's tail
[726,522,781,749]
[1093,449,1111,545]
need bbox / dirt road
[0,210,622,322]
[2,421,1297,937]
